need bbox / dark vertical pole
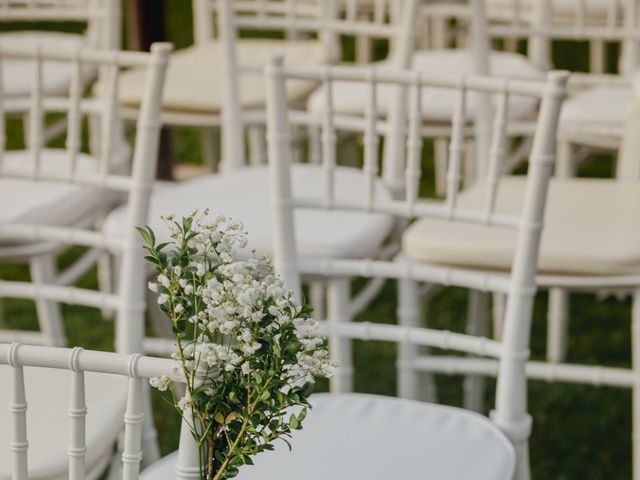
[127,0,174,180]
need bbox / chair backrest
[0,0,121,50]
[427,0,640,74]
[265,57,567,474]
[215,0,419,171]
[0,43,171,354]
[0,343,198,480]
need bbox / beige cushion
[141,393,514,480]
[0,150,111,245]
[560,85,630,131]
[0,366,128,480]
[0,31,93,96]
[486,0,611,24]
[403,177,640,275]
[103,164,394,260]
[118,39,329,114]
[307,50,543,121]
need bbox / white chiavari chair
[0,42,171,477]
[0,0,122,343]
[0,343,200,480]
[262,58,566,479]
[406,76,640,480]
[102,0,419,356]
[433,0,640,178]
[118,0,338,171]
[307,0,546,196]
[0,0,120,97]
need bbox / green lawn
[0,3,635,478]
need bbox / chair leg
[30,253,66,346]
[547,288,569,362]
[556,140,576,177]
[141,383,161,467]
[248,125,266,165]
[202,127,219,171]
[98,251,115,320]
[434,138,448,196]
[463,290,489,412]
[397,277,437,401]
[309,281,326,322]
[632,289,640,480]
[492,292,506,341]
[327,278,353,393]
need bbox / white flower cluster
[146,210,334,401]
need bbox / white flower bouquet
[139,210,334,480]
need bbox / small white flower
[196,263,207,277]
[157,294,169,305]
[150,375,171,392]
[174,304,184,314]
[241,361,251,375]
[158,273,171,288]
[177,396,191,411]
[148,281,158,293]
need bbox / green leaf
[136,226,155,248]
[289,414,299,429]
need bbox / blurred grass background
[0,1,634,478]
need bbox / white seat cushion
[119,39,329,114]
[0,365,128,480]
[0,31,93,96]
[560,85,631,131]
[0,150,112,245]
[103,164,393,260]
[403,177,640,275]
[486,0,610,23]
[307,50,543,122]
[141,393,514,480]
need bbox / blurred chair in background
[0,0,122,346]
[0,42,171,477]
[102,0,419,356]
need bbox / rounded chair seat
[103,164,394,260]
[118,39,329,115]
[403,177,640,276]
[0,365,128,480]
[0,149,113,251]
[560,85,630,136]
[0,31,93,96]
[141,393,515,480]
[307,49,543,122]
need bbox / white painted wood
[0,43,171,478]
[0,345,199,480]
[266,59,569,478]
[68,347,87,480]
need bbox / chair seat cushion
[0,365,128,480]
[560,85,630,131]
[486,0,610,23]
[103,164,394,260]
[0,150,112,245]
[307,49,543,121]
[141,393,514,480]
[118,39,329,114]
[0,31,92,96]
[403,177,640,275]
